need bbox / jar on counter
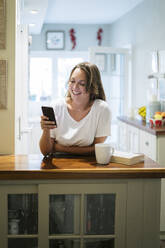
[146,78,161,122]
[146,101,161,122]
[8,219,19,234]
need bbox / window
[29,57,52,102]
[28,52,88,154]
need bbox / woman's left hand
[54,143,65,152]
[54,137,107,155]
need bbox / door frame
[15,24,29,154]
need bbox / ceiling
[22,0,144,34]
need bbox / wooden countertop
[0,154,165,180]
[118,116,165,135]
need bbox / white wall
[30,23,110,51]
[108,0,165,108]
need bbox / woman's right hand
[39,116,56,155]
[40,115,57,130]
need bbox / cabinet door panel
[39,183,127,248]
[85,194,115,235]
[8,194,38,235]
[118,121,140,153]
[118,121,128,151]
[49,239,80,248]
[127,126,139,153]
[0,185,38,248]
[139,130,156,160]
[49,194,80,235]
[84,238,114,248]
[8,238,38,248]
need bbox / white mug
[95,143,114,165]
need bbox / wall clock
[46,31,65,50]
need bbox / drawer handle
[145,141,149,146]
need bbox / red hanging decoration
[97,28,103,46]
[69,29,76,50]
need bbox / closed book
[111,151,144,165]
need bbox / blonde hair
[66,62,106,101]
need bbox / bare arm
[54,136,107,155]
[39,116,56,155]
[39,114,108,155]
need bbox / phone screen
[41,106,57,126]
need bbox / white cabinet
[127,126,140,153]
[118,121,128,151]
[139,130,157,161]
[118,119,164,163]
[118,118,165,235]
[118,121,139,153]
[118,120,157,160]
[0,179,161,248]
[0,182,127,248]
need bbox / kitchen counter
[0,154,162,248]
[118,115,165,235]
[0,154,165,180]
[118,116,165,135]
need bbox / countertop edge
[0,155,164,180]
[118,116,165,135]
[0,169,165,180]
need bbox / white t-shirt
[50,98,111,146]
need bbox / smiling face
[68,68,90,104]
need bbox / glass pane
[8,194,38,235]
[85,194,115,235]
[8,238,37,248]
[109,76,123,99]
[100,53,124,146]
[49,195,80,235]
[49,239,80,248]
[29,57,52,102]
[84,238,114,248]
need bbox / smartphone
[41,106,57,126]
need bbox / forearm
[54,143,95,155]
[39,130,54,155]
[54,137,107,155]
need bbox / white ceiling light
[29,23,36,27]
[29,10,38,14]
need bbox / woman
[40,62,111,155]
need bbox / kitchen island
[0,154,164,248]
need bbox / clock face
[46,32,64,50]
